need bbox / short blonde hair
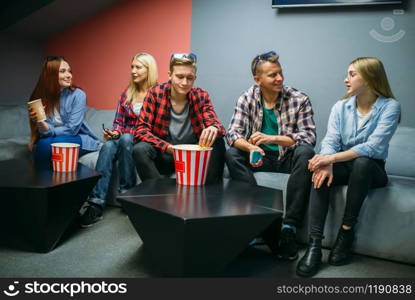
[251,51,280,76]
[169,58,197,73]
[343,57,395,99]
[126,53,158,104]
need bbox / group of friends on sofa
[27,51,401,277]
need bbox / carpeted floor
[0,207,414,278]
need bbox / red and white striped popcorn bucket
[172,144,213,186]
[51,143,80,172]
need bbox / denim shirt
[39,88,100,151]
[319,96,401,160]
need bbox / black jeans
[225,144,315,228]
[309,157,388,239]
[133,137,226,184]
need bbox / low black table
[118,178,284,276]
[0,158,100,252]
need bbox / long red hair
[29,56,76,146]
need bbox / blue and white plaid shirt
[226,84,316,159]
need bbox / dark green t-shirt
[261,104,279,152]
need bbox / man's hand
[308,154,335,172]
[248,132,275,146]
[199,126,218,147]
[249,145,266,168]
[166,145,174,155]
[312,164,333,189]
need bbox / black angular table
[0,158,100,252]
[118,178,284,276]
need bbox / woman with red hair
[28,56,99,162]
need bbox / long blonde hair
[343,57,395,99]
[125,53,158,104]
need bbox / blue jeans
[88,133,137,207]
[34,135,90,164]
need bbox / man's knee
[133,142,155,161]
[293,144,315,161]
[225,146,244,163]
[212,137,225,151]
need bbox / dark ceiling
[1,0,122,41]
[0,0,54,30]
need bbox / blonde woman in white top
[81,53,158,228]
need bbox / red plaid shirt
[112,91,140,135]
[135,82,226,152]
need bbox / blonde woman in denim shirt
[297,57,401,277]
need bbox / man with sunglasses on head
[133,53,226,183]
[225,51,316,261]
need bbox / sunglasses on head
[253,51,277,73]
[170,53,197,63]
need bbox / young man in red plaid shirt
[133,53,226,183]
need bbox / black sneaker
[80,204,103,228]
[277,227,298,261]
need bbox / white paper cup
[51,143,80,172]
[172,144,213,186]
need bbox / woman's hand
[308,154,334,172]
[28,105,46,122]
[199,126,218,147]
[28,106,38,122]
[311,164,334,189]
[103,130,119,141]
[37,121,49,131]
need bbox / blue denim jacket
[40,88,100,151]
[319,96,401,160]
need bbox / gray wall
[0,33,43,105]
[191,0,415,143]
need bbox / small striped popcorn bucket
[172,144,213,186]
[51,143,80,172]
